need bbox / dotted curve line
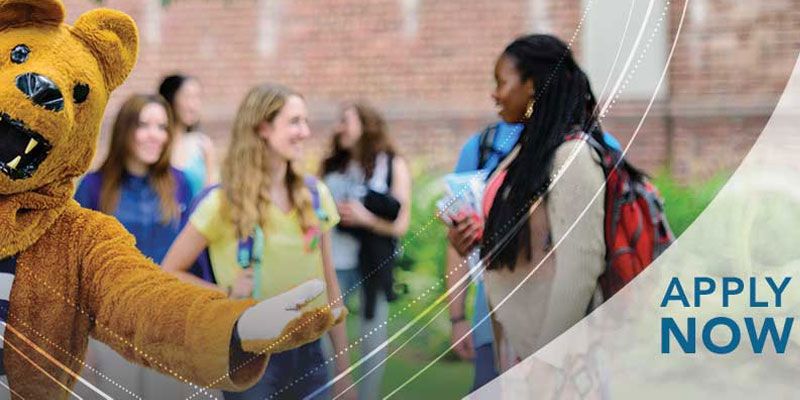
[6,313,145,400]
[383,1,686,396]
[22,268,220,400]
[263,1,607,397]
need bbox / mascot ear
[71,9,138,93]
[0,0,65,29]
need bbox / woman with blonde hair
[163,84,353,399]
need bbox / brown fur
[0,1,337,397]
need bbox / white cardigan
[484,139,606,366]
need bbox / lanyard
[237,226,264,298]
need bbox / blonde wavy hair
[220,84,317,239]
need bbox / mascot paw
[236,279,348,354]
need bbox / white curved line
[383,1,690,397]
[600,0,656,117]
[1,321,112,400]
[595,0,638,108]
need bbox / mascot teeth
[0,113,52,179]
[25,138,37,154]
[6,156,20,169]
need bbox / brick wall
[64,0,800,180]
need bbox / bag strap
[237,176,327,261]
[478,123,499,169]
[236,226,264,297]
[80,173,104,211]
[304,175,327,222]
[385,153,394,189]
[234,176,328,298]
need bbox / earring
[524,99,534,120]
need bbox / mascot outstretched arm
[0,1,344,398]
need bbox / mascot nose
[15,73,64,112]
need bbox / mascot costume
[0,1,344,398]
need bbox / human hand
[451,319,475,360]
[447,214,482,257]
[338,200,374,228]
[230,268,254,299]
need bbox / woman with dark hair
[76,94,192,263]
[74,94,195,398]
[466,34,607,369]
[321,102,411,400]
[159,74,216,196]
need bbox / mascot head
[0,0,137,195]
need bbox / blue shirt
[75,168,192,264]
[602,132,622,151]
[453,122,522,349]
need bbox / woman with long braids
[476,34,607,369]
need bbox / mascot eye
[10,45,30,64]
[73,83,90,104]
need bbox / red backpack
[565,132,674,299]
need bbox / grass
[381,356,473,399]
[342,285,474,399]
[335,169,732,399]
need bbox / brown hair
[98,94,180,222]
[220,84,317,239]
[321,102,398,178]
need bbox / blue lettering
[694,277,715,306]
[746,317,793,354]
[750,277,769,307]
[765,277,791,307]
[661,277,689,307]
[702,317,740,354]
[722,277,743,307]
[662,317,695,353]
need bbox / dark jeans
[471,343,499,393]
[223,340,329,400]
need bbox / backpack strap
[385,153,394,189]
[563,131,614,168]
[478,123,499,169]
[237,226,264,298]
[303,175,328,222]
[79,172,104,211]
[237,177,324,297]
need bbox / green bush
[377,168,730,397]
[391,168,456,360]
[388,168,730,352]
[652,171,730,236]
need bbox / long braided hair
[482,34,603,271]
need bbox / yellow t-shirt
[190,181,340,308]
